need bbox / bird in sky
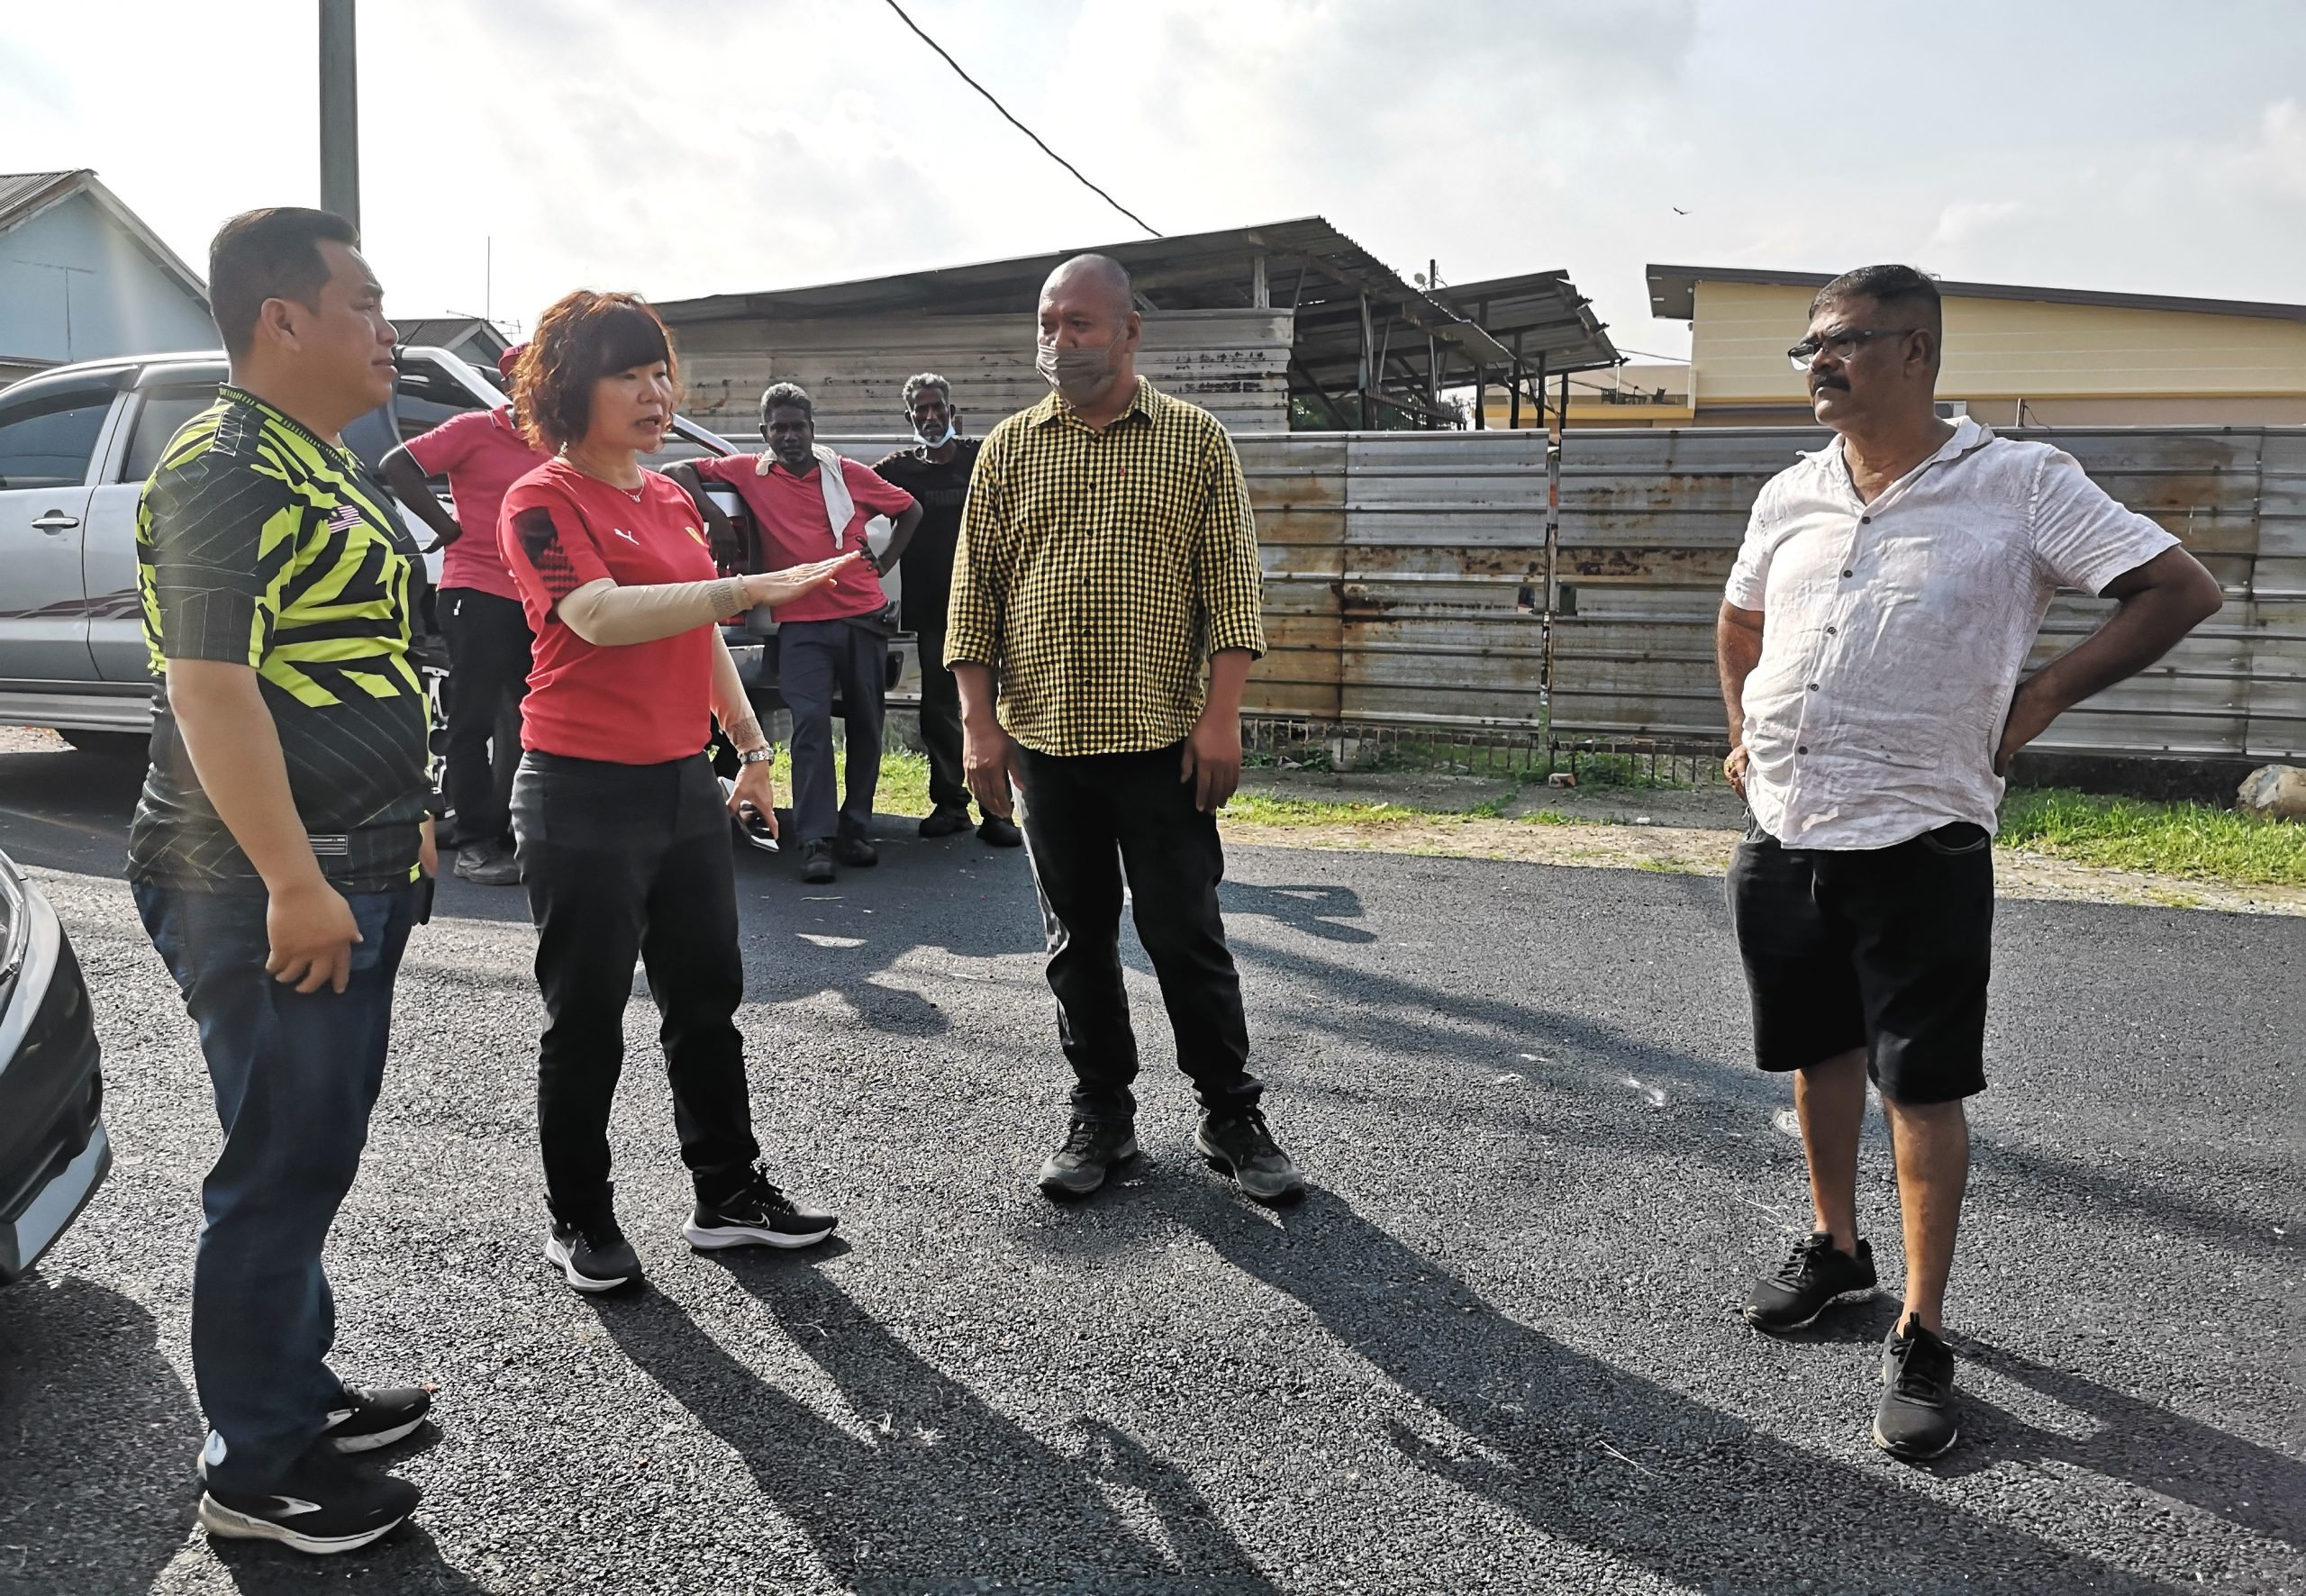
[1671,206,1689,215]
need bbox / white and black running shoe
[322,1384,434,1453]
[198,1446,420,1555]
[684,1165,838,1250]
[544,1219,643,1292]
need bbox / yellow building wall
[1689,279,2306,409]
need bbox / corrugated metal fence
[1230,425,2304,760]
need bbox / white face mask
[912,420,957,448]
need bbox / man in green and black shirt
[131,208,435,1555]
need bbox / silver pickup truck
[0,347,911,755]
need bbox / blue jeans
[132,879,417,1492]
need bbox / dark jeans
[911,615,969,813]
[1017,743,1262,1121]
[439,587,532,848]
[780,617,886,844]
[132,877,417,1493]
[510,750,760,1226]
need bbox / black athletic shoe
[452,840,521,885]
[1195,1107,1304,1204]
[322,1385,433,1453]
[198,1446,421,1555]
[919,803,972,838]
[976,814,1023,848]
[685,1165,838,1250]
[1743,1233,1878,1333]
[834,830,878,867]
[544,1218,642,1293]
[1875,1317,1962,1460]
[799,839,836,884]
[1037,1117,1138,1198]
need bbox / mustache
[1811,375,1849,394]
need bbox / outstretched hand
[744,550,864,610]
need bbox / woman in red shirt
[499,291,858,1293]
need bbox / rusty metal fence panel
[1541,424,2302,760]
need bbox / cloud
[1930,200,2024,248]
[2243,98,2306,201]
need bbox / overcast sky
[5,0,2301,364]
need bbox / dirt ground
[1229,770,2306,918]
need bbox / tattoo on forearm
[727,716,766,751]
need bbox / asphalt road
[0,739,2299,1595]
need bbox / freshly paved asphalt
[0,739,2298,1595]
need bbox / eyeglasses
[1787,328,1920,370]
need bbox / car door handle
[32,511,81,533]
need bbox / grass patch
[1994,786,2304,886]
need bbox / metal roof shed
[652,217,1617,435]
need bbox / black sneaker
[198,1445,420,1555]
[453,840,521,886]
[976,813,1023,848]
[1037,1117,1139,1198]
[544,1218,642,1293]
[321,1384,434,1453]
[1743,1233,1878,1333]
[1195,1108,1304,1204]
[834,830,878,867]
[799,839,836,884]
[1875,1316,1962,1460]
[685,1165,838,1250]
[919,803,972,839]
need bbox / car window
[0,390,113,491]
[394,364,489,444]
[123,385,222,484]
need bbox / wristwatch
[737,746,776,766]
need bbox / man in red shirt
[668,384,921,884]
[380,346,549,886]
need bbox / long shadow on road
[597,1257,1277,1595]
[1026,1182,2215,1594]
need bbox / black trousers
[911,613,969,813]
[780,618,885,844]
[1017,743,1262,1121]
[439,588,533,848]
[510,750,760,1226]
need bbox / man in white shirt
[1715,264,2222,1462]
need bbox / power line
[878,0,1160,238]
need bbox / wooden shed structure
[651,217,1617,438]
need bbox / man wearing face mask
[946,254,1301,1206]
[871,375,1019,847]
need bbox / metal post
[1510,332,1524,430]
[1473,365,1485,430]
[319,0,360,227]
[1357,292,1373,431]
[1542,402,1562,723]
[1251,255,1269,309]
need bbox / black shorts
[1726,821,1993,1104]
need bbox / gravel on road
[0,741,2299,1595]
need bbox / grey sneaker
[1037,1118,1138,1199]
[452,840,521,885]
[1195,1108,1303,1204]
[1875,1316,1962,1461]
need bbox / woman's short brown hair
[510,291,683,452]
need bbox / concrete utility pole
[318,0,359,228]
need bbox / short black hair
[760,382,814,428]
[208,207,360,360]
[1811,264,1942,331]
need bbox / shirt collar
[1030,376,1155,431]
[217,384,343,455]
[1808,414,1996,494]
[758,450,820,478]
